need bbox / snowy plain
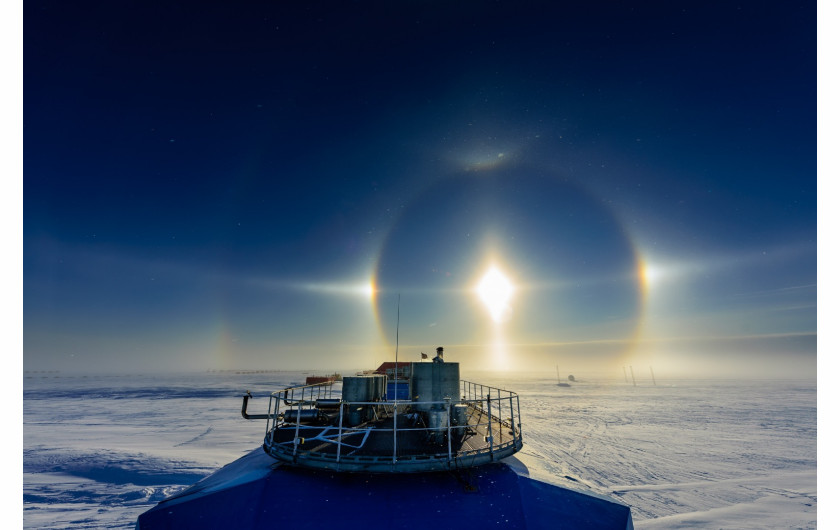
[22,370,816,529]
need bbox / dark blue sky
[23,1,816,376]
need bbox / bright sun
[476,267,514,323]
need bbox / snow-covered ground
[23,371,816,529]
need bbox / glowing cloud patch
[477,267,514,323]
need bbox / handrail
[280,380,338,406]
[241,391,280,420]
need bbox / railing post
[265,394,272,435]
[271,393,281,443]
[497,388,502,438]
[292,401,302,458]
[446,398,452,465]
[509,395,515,446]
[392,402,398,465]
[487,393,494,460]
[336,401,345,463]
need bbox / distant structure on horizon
[556,366,571,387]
[374,361,412,380]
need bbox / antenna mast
[394,294,400,384]
[392,294,400,464]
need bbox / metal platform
[245,374,523,472]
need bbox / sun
[476,267,514,323]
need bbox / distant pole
[623,366,628,383]
[650,366,657,386]
[629,365,636,387]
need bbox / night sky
[23,1,816,376]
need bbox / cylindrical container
[342,375,386,403]
[342,376,372,403]
[427,409,449,444]
[283,409,320,423]
[315,398,341,409]
[370,374,386,401]
[411,362,460,412]
[342,375,386,425]
[344,406,364,426]
[452,403,468,435]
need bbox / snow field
[23,372,816,528]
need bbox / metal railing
[256,379,522,471]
